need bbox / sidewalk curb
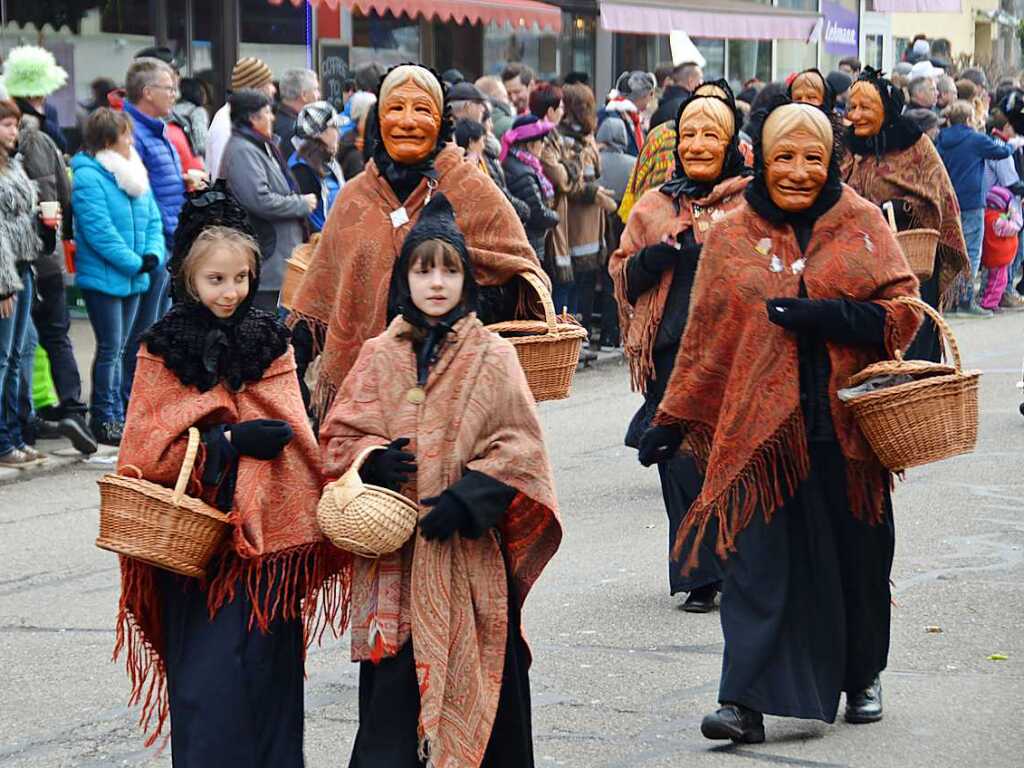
[0,441,118,486]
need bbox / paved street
[1,312,1022,768]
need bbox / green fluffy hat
[3,46,68,98]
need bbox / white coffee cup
[40,201,60,221]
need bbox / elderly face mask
[677,99,733,182]
[790,72,826,107]
[846,82,886,138]
[763,107,832,213]
[379,77,442,165]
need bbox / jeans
[959,208,985,307]
[84,289,141,425]
[121,266,168,407]
[552,282,578,316]
[0,267,34,455]
[31,270,85,417]
[17,320,39,435]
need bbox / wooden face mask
[677,99,733,182]
[790,72,826,107]
[846,82,886,138]
[380,77,442,165]
[763,106,832,213]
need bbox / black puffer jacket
[503,152,559,261]
[483,139,530,225]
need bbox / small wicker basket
[845,297,980,472]
[485,271,588,402]
[316,445,419,558]
[279,233,320,311]
[883,200,938,280]
[96,428,230,577]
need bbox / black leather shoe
[681,584,718,613]
[701,703,765,743]
[845,676,883,723]
[59,415,98,455]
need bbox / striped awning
[268,0,563,31]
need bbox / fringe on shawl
[114,542,352,746]
[620,270,672,393]
[667,410,890,575]
[285,308,339,420]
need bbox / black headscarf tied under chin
[143,181,290,392]
[844,66,922,159]
[788,68,836,114]
[744,94,844,226]
[660,78,751,208]
[373,63,455,202]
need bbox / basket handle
[339,443,389,486]
[172,428,202,505]
[118,464,144,479]
[892,295,962,372]
[882,201,897,233]
[517,270,557,335]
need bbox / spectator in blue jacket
[936,100,1012,315]
[71,108,164,446]
[121,57,185,401]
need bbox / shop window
[864,34,884,71]
[351,10,421,69]
[727,39,770,89]
[240,0,309,79]
[692,38,725,81]
[484,23,559,80]
[433,20,483,79]
[561,13,597,85]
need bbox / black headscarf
[386,192,480,386]
[744,94,844,231]
[660,79,751,209]
[844,67,922,158]
[372,63,454,203]
[787,68,836,114]
[143,181,290,392]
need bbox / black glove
[359,438,417,491]
[226,419,293,460]
[637,424,683,467]
[767,297,886,346]
[138,254,159,274]
[766,297,820,332]
[419,490,473,542]
[639,240,682,272]
[37,220,57,253]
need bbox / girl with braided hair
[112,182,349,765]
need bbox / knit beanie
[295,100,349,141]
[986,185,1013,212]
[231,57,273,92]
[2,46,67,98]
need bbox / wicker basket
[845,297,980,472]
[316,445,419,558]
[96,428,230,577]
[896,229,940,281]
[279,233,320,310]
[485,271,588,402]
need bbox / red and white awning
[267,0,563,32]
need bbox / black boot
[701,703,765,743]
[845,676,883,723]
[681,584,718,613]
[58,414,98,455]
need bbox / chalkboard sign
[319,40,351,111]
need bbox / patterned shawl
[288,144,547,418]
[114,347,350,745]
[610,175,751,391]
[654,187,922,570]
[618,121,677,222]
[320,315,561,768]
[841,134,968,307]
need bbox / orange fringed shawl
[320,315,561,768]
[289,145,548,418]
[114,346,350,744]
[654,187,922,570]
[609,175,750,391]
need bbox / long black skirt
[156,570,305,767]
[348,558,533,768]
[717,441,895,722]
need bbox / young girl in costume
[113,183,348,766]
[320,192,562,768]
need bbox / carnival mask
[379,77,442,165]
[677,101,733,182]
[846,82,886,138]
[764,128,831,213]
[790,72,826,107]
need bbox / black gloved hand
[766,297,820,333]
[676,229,699,250]
[419,491,473,542]
[639,240,682,272]
[227,419,293,460]
[359,438,417,491]
[767,297,886,346]
[637,424,683,467]
[138,254,159,274]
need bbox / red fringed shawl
[654,187,922,570]
[114,346,350,745]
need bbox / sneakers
[58,415,98,455]
[0,448,41,466]
[90,420,123,447]
[999,292,1024,310]
[958,302,994,318]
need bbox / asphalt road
[1,312,1022,768]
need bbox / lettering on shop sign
[821,0,860,58]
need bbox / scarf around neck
[95,147,150,197]
[512,146,554,199]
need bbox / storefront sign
[821,0,859,58]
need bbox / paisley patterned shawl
[842,134,968,306]
[609,175,751,391]
[654,187,922,570]
[320,315,561,768]
[114,347,350,745]
[288,144,548,419]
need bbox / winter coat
[289,144,344,233]
[166,120,204,173]
[17,116,71,279]
[221,129,308,292]
[274,103,299,157]
[539,129,583,283]
[124,101,185,245]
[0,156,40,299]
[935,124,1012,211]
[337,131,365,179]
[650,85,689,131]
[503,150,560,262]
[490,99,515,141]
[482,135,530,224]
[597,101,642,157]
[70,150,164,298]
[206,103,231,180]
[597,117,637,203]
[172,100,209,157]
[561,125,605,272]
